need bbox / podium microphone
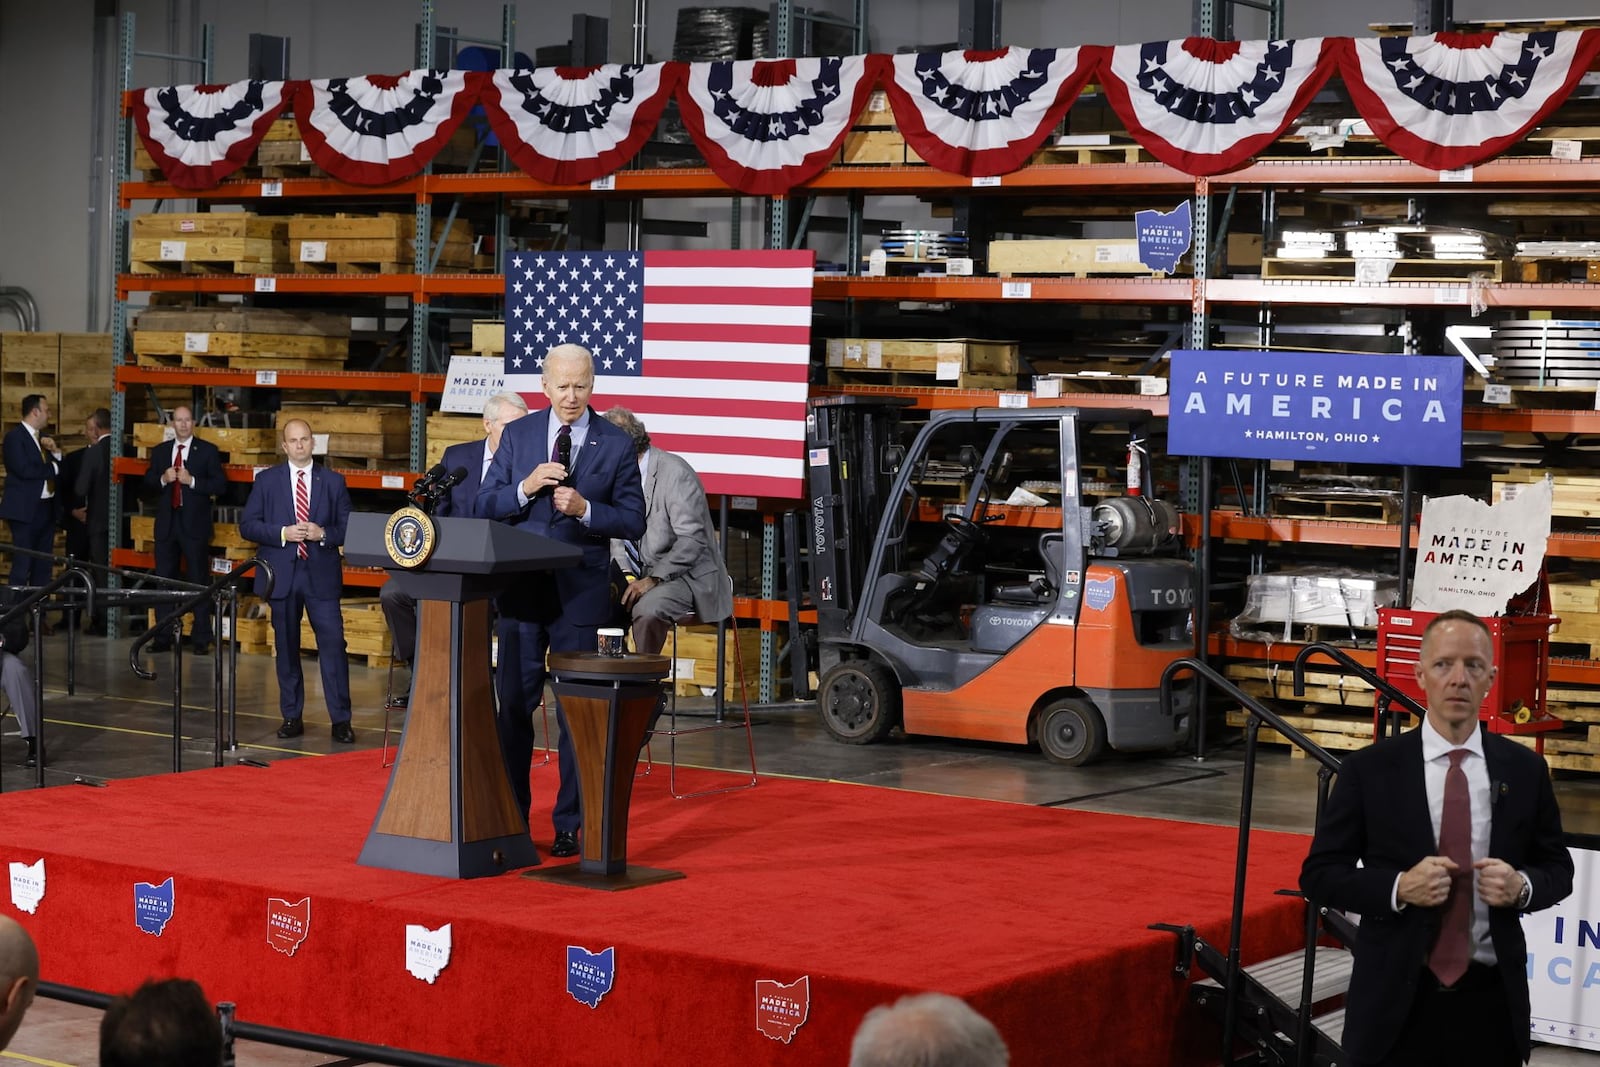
[436,467,469,493]
[407,463,448,507]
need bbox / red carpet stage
[0,752,1311,1066]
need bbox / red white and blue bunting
[292,70,479,186]
[1099,38,1335,175]
[677,56,884,194]
[1338,31,1600,172]
[127,30,1600,191]
[130,80,290,189]
[479,64,679,186]
[883,47,1101,175]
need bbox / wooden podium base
[522,863,685,892]
[359,599,539,879]
[533,652,676,890]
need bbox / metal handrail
[1161,656,1342,1067]
[130,557,273,772]
[1293,639,1427,736]
[39,981,492,1067]
[0,563,97,790]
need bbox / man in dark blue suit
[379,390,529,676]
[478,345,645,858]
[240,418,355,743]
[141,406,227,653]
[0,394,61,607]
[1301,610,1573,1066]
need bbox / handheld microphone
[555,432,574,486]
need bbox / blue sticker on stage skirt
[567,945,615,1008]
[1136,201,1192,274]
[134,877,174,936]
[1167,350,1463,467]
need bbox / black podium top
[346,512,583,574]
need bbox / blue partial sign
[1136,201,1192,274]
[134,877,174,936]
[567,945,615,1008]
[1167,350,1462,467]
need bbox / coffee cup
[597,627,626,657]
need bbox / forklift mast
[805,396,914,641]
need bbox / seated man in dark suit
[379,391,529,700]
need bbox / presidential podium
[346,512,580,878]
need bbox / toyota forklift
[807,399,1196,765]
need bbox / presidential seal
[384,506,437,569]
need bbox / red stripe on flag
[644,322,811,345]
[641,359,809,382]
[648,433,801,460]
[644,249,816,269]
[590,392,807,422]
[643,284,813,307]
[699,471,806,499]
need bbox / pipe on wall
[0,287,41,333]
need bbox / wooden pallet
[1230,619,1380,648]
[1261,257,1504,282]
[1033,143,1151,165]
[129,253,286,276]
[824,366,1019,391]
[990,238,1168,277]
[1269,492,1402,523]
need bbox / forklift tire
[818,660,901,744]
[1038,698,1107,766]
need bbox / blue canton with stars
[1135,40,1297,126]
[704,58,844,142]
[1378,32,1554,115]
[911,49,1054,122]
[505,251,644,374]
[506,65,645,133]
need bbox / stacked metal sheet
[1491,319,1600,386]
[674,7,765,60]
[880,229,967,261]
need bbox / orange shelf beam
[813,274,1193,303]
[114,456,417,493]
[115,365,430,399]
[1188,511,1600,560]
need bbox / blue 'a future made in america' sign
[1167,350,1463,467]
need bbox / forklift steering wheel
[943,513,986,547]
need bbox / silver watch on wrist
[1516,874,1533,909]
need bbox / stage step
[1199,944,1353,1004]
[1191,945,1353,1063]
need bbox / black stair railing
[0,562,97,790]
[1160,657,1342,1066]
[1293,640,1427,738]
[131,557,273,772]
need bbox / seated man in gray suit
[601,407,732,655]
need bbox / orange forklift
[806,399,1196,765]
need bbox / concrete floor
[3,630,1599,1065]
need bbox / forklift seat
[992,532,1066,605]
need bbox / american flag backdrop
[501,248,815,499]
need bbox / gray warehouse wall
[6,0,1600,332]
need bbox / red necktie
[1429,748,1473,986]
[171,442,185,508]
[294,469,310,560]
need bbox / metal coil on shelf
[879,229,968,261]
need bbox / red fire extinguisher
[1126,437,1146,497]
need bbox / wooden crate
[840,129,924,166]
[298,598,393,664]
[988,238,1162,277]
[129,215,290,275]
[825,337,1018,376]
[56,333,113,430]
[132,422,280,462]
[1493,470,1600,519]
[1,333,59,372]
[277,405,411,463]
[669,624,766,690]
[470,320,505,354]
[287,214,474,272]
[426,413,484,469]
